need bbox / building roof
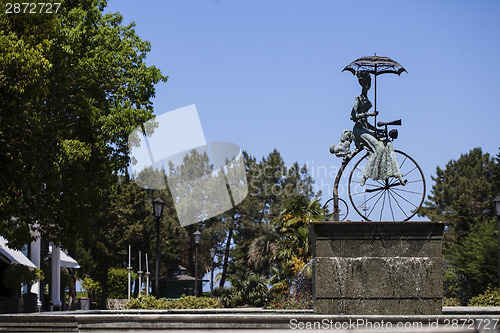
[49,245,80,268]
[0,236,36,268]
[167,274,196,281]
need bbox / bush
[125,295,164,309]
[108,268,137,299]
[443,297,461,306]
[219,266,270,307]
[81,277,102,301]
[266,290,312,309]
[468,287,500,306]
[124,295,223,309]
[2,264,44,296]
[212,287,233,308]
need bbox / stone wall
[310,221,444,315]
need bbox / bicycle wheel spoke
[388,177,400,186]
[366,190,385,219]
[388,191,395,221]
[388,189,409,219]
[391,188,419,209]
[357,190,382,210]
[403,166,417,177]
[399,156,408,169]
[379,190,387,221]
[392,187,423,196]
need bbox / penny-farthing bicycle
[323,55,426,221]
[323,119,426,221]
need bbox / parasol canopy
[342,55,407,76]
[343,55,407,132]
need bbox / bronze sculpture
[325,56,426,221]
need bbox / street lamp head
[210,247,216,259]
[152,197,165,218]
[493,196,500,217]
[194,230,202,244]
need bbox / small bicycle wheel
[322,197,349,221]
[348,150,426,221]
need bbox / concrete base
[0,308,499,332]
[310,221,445,315]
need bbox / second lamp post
[152,197,165,298]
[193,230,201,297]
[210,247,216,298]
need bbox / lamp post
[210,247,215,298]
[145,253,150,296]
[193,230,201,297]
[494,196,500,287]
[138,250,142,296]
[127,244,132,300]
[152,197,165,297]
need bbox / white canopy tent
[1,235,81,311]
[0,235,36,268]
[48,245,80,269]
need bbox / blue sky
[106,0,500,219]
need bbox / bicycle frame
[332,150,361,221]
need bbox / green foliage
[214,266,271,308]
[420,148,497,235]
[212,287,233,308]
[420,148,500,303]
[124,295,222,309]
[468,287,500,306]
[266,290,312,309]
[267,195,321,293]
[107,268,137,299]
[226,266,270,307]
[2,264,44,296]
[444,219,497,304]
[81,277,102,299]
[442,297,461,307]
[74,173,181,307]
[0,0,167,248]
[124,295,162,309]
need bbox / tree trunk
[68,268,77,310]
[99,267,109,309]
[219,218,234,288]
[133,276,139,298]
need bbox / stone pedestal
[310,221,444,315]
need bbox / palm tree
[221,265,270,307]
[247,225,279,276]
[270,195,322,292]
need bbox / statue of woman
[350,71,405,186]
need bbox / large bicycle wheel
[348,150,426,221]
[322,197,349,221]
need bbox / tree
[420,148,496,236]
[269,195,322,293]
[420,147,499,303]
[74,173,181,306]
[217,149,318,288]
[0,0,167,248]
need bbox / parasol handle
[374,63,377,137]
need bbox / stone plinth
[310,221,444,315]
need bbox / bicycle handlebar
[377,119,402,127]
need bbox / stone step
[0,308,499,332]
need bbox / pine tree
[420,147,499,303]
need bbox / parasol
[343,55,407,130]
